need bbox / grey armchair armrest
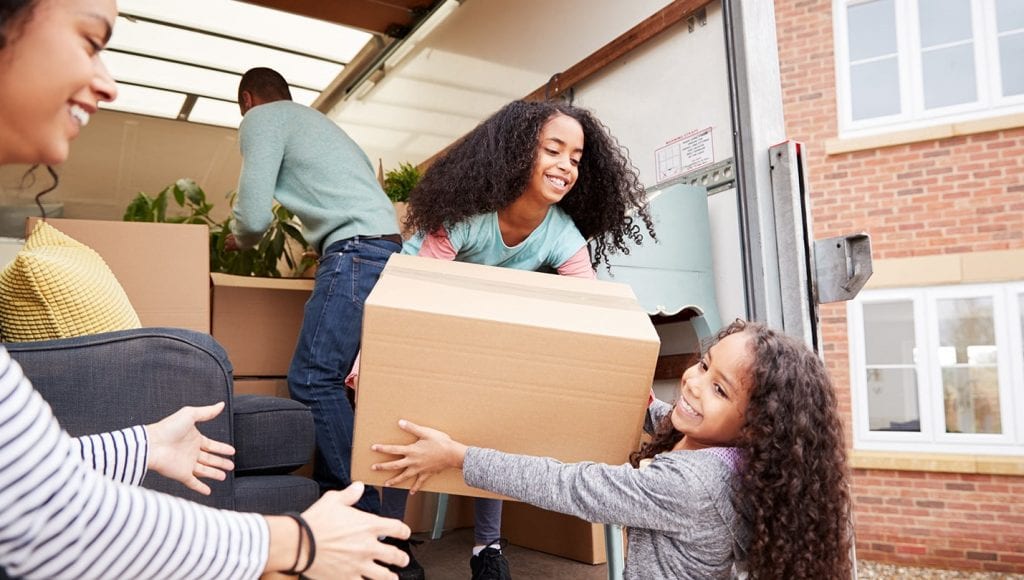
[5,328,317,513]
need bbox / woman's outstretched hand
[263,482,412,579]
[371,420,468,494]
[145,402,235,495]
[304,482,411,579]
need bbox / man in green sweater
[230,67,400,518]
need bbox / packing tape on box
[385,264,645,312]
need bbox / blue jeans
[288,236,400,513]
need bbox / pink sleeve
[345,352,361,389]
[556,246,597,279]
[417,229,458,260]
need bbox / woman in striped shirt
[0,0,411,577]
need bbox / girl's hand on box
[371,420,468,494]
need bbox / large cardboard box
[209,273,313,377]
[351,254,660,498]
[28,218,210,332]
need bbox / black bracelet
[281,512,316,576]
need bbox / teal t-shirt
[402,206,586,270]
[233,100,397,253]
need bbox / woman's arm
[70,426,148,486]
[0,349,410,579]
[70,404,235,495]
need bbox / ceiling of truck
[104,0,674,168]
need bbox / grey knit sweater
[463,400,749,579]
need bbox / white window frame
[833,0,1024,138]
[847,282,1024,455]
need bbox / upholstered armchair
[6,327,318,514]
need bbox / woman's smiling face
[671,331,754,451]
[0,0,118,165]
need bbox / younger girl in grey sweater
[372,320,853,579]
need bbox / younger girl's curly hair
[631,320,852,578]
[404,99,655,267]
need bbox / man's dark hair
[238,67,292,103]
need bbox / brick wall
[774,0,1024,572]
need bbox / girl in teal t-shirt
[376,99,657,580]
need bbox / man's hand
[371,420,468,494]
[145,402,235,495]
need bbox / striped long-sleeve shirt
[71,426,148,486]
[0,347,269,579]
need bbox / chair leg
[431,493,449,540]
[604,524,624,580]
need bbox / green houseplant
[382,162,421,203]
[123,178,316,278]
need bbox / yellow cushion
[0,221,141,342]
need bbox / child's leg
[473,498,503,546]
[380,486,410,521]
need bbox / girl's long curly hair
[404,99,655,267]
[631,320,852,578]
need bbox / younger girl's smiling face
[671,331,754,451]
[521,113,584,206]
[0,0,118,165]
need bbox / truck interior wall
[567,1,746,397]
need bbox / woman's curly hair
[0,0,38,50]
[404,99,655,267]
[631,320,852,578]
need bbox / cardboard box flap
[210,272,314,291]
[370,254,660,343]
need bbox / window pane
[851,58,902,120]
[188,98,242,129]
[996,0,1024,32]
[867,368,920,431]
[848,0,897,60]
[937,296,995,358]
[937,296,1000,435]
[922,44,978,109]
[863,301,916,364]
[100,83,184,119]
[918,0,972,48]
[999,32,1024,96]
[943,367,1001,434]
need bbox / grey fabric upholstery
[5,327,316,513]
[233,394,314,475]
[234,474,319,515]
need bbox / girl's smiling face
[521,113,584,206]
[0,0,118,165]
[671,331,754,451]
